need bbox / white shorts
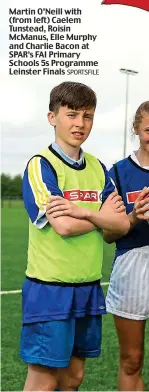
[106,246,149,320]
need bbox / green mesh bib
[26,149,105,283]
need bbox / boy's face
[48,105,95,148]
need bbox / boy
[20,81,130,391]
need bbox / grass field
[1,202,149,391]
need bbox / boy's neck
[55,139,81,161]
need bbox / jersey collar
[51,142,84,166]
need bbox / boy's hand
[130,187,149,225]
[46,196,88,219]
[87,191,129,234]
[100,191,126,214]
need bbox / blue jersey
[22,143,115,324]
[109,156,149,257]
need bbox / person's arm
[46,192,130,236]
[23,156,96,235]
[46,214,96,236]
[102,163,126,243]
[84,194,130,235]
[103,231,121,244]
[84,164,126,232]
[23,156,63,228]
[103,187,149,243]
[46,162,129,236]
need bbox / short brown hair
[133,101,149,131]
[49,81,97,113]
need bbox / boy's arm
[47,214,96,236]
[103,209,139,244]
[46,192,130,236]
[83,194,130,235]
[46,163,130,237]
[23,157,96,235]
[23,156,63,229]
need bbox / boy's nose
[75,117,84,127]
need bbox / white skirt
[106,246,149,320]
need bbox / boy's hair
[49,81,97,113]
[133,101,149,130]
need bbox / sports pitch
[1,202,149,391]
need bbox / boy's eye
[84,115,93,119]
[67,113,93,120]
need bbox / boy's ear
[47,111,56,126]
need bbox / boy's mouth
[71,131,84,136]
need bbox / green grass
[1,199,24,208]
[1,204,149,391]
[1,206,28,290]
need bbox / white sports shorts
[106,246,149,320]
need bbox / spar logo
[126,190,142,204]
[63,189,101,202]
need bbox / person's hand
[94,191,129,233]
[131,187,149,223]
[46,196,87,219]
[100,191,126,214]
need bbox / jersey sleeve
[100,163,116,203]
[23,156,63,229]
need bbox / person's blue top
[109,155,149,258]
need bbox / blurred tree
[10,175,22,198]
[1,174,22,198]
